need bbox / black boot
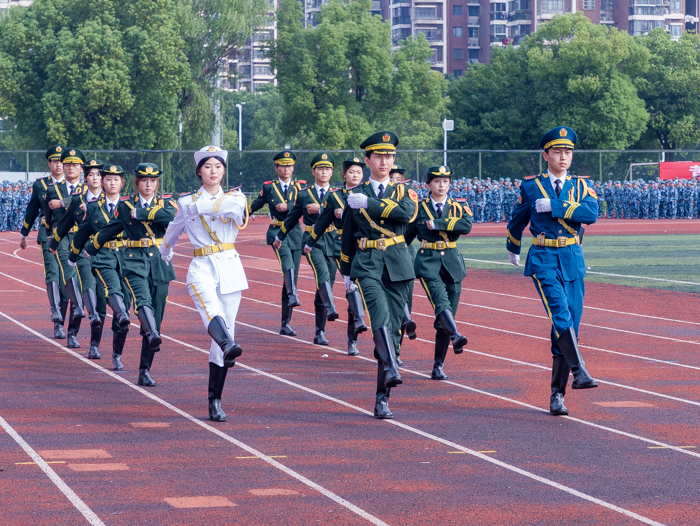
[112,329,128,371]
[66,311,81,348]
[437,309,468,354]
[283,269,300,308]
[558,327,598,389]
[550,354,570,415]
[87,316,103,359]
[401,304,417,340]
[54,322,66,339]
[208,362,228,422]
[47,282,63,323]
[138,336,156,387]
[137,305,161,349]
[107,294,130,330]
[318,282,339,321]
[279,293,296,336]
[347,340,359,356]
[207,315,242,368]
[313,299,329,345]
[431,332,450,380]
[83,288,101,328]
[65,277,85,319]
[374,326,402,387]
[374,361,393,419]
[346,289,368,334]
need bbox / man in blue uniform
[506,126,598,417]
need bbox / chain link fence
[2,149,699,194]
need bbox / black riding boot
[401,303,417,340]
[347,309,360,355]
[318,282,339,321]
[65,277,84,319]
[66,310,81,348]
[83,288,101,328]
[207,315,242,368]
[437,309,468,354]
[431,332,450,380]
[313,298,329,345]
[558,327,598,389]
[279,292,296,336]
[283,269,300,308]
[112,329,128,371]
[138,336,156,387]
[54,300,69,338]
[47,282,63,323]
[374,326,402,387]
[208,362,228,422]
[87,315,103,359]
[550,354,570,415]
[374,361,393,419]
[107,294,130,330]
[137,305,161,349]
[346,289,368,334]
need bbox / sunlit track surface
[0,226,698,526]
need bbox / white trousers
[187,276,241,367]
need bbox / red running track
[0,224,698,526]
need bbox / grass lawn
[457,234,700,293]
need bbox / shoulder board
[572,175,589,179]
[523,175,537,180]
[162,193,173,198]
[119,196,130,202]
[455,198,467,202]
[263,180,273,185]
[397,179,412,184]
[177,191,192,198]
[388,181,395,186]
[37,175,49,181]
[297,180,307,185]
[365,181,371,185]
[227,186,242,193]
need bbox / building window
[670,0,682,12]
[415,6,437,19]
[453,69,464,76]
[453,48,465,59]
[469,48,479,60]
[453,4,463,15]
[468,5,479,15]
[670,24,682,36]
[392,6,411,24]
[468,27,479,37]
[254,65,270,75]
[453,26,463,37]
[583,0,594,9]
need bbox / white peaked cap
[194,145,228,166]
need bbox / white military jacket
[163,186,249,295]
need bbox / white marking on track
[0,415,105,526]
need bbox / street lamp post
[442,118,454,166]
[235,103,245,151]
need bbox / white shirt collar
[86,190,100,201]
[431,195,448,211]
[199,185,223,199]
[547,170,567,189]
[51,175,64,185]
[105,195,120,207]
[369,176,390,197]
[278,178,292,189]
[314,183,330,195]
[139,194,153,207]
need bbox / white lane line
[462,257,700,286]
[0,310,391,526]
[0,415,105,526]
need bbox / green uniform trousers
[41,240,68,301]
[419,266,462,333]
[356,266,411,356]
[94,266,132,333]
[56,236,96,292]
[306,247,336,287]
[273,237,302,277]
[123,272,168,332]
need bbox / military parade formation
[14,127,620,422]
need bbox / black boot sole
[572,380,598,389]
[149,336,162,349]
[404,320,417,340]
[288,296,300,308]
[354,324,368,334]
[385,374,402,388]
[326,311,339,322]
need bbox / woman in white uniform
[160,146,249,422]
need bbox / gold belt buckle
[376,238,386,251]
[140,238,150,247]
[435,241,446,250]
[109,241,117,249]
[536,233,546,246]
[203,245,213,255]
[557,237,567,247]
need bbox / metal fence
[1,149,697,194]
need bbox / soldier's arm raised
[365,185,417,222]
[550,179,598,225]
[277,193,303,242]
[67,214,94,263]
[306,198,336,248]
[48,196,81,251]
[431,202,474,235]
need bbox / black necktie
[319,188,325,201]
[436,203,443,216]
[108,203,115,215]
[377,184,384,199]
[67,184,73,195]
[143,201,148,208]
[282,184,288,195]
[554,179,562,198]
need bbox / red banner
[659,161,700,180]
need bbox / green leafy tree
[633,29,700,157]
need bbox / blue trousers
[532,273,584,356]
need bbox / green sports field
[458,234,700,293]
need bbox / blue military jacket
[506,172,598,282]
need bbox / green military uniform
[277,152,339,344]
[20,145,67,337]
[339,131,418,420]
[248,150,304,335]
[44,148,94,348]
[405,165,473,380]
[83,163,176,387]
[307,157,369,355]
[68,165,132,371]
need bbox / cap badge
[90,160,97,165]
[69,150,75,155]
[354,158,360,162]
[110,166,117,172]
[145,166,153,174]
[284,152,290,158]
[439,166,446,174]
[56,146,62,153]
[208,146,216,152]
[559,128,567,137]
[382,133,390,142]
[322,154,328,160]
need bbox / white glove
[68,259,77,267]
[508,250,520,266]
[426,220,436,230]
[160,245,173,263]
[343,275,357,293]
[183,202,199,219]
[535,199,552,213]
[346,193,368,209]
